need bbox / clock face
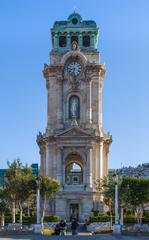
[67,62,82,76]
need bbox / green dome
[67,12,82,24]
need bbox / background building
[116,163,149,179]
[0,163,38,188]
[37,12,112,221]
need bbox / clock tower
[37,12,112,221]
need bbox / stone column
[56,78,63,128]
[98,78,103,129]
[91,34,95,48]
[46,78,51,129]
[46,142,53,177]
[61,148,64,187]
[54,34,58,50]
[99,141,103,179]
[40,146,46,175]
[79,34,83,48]
[67,34,71,49]
[83,159,86,186]
[86,80,92,125]
[95,145,100,180]
[92,81,98,125]
[86,147,93,188]
[56,147,62,184]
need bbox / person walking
[59,219,67,235]
[71,218,79,235]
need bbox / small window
[83,36,90,47]
[59,36,66,47]
[72,176,79,184]
[71,36,78,44]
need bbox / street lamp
[34,175,41,233]
[113,172,121,233]
[36,176,41,224]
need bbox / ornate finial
[73,1,76,13]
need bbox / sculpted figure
[71,97,78,117]
[72,41,78,51]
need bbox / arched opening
[59,36,67,47]
[83,35,90,47]
[65,153,83,185]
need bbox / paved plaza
[0,234,149,240]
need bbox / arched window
[59,36,67,47]
[83,36,90,47]
[65,162,83,185]
[69,96,80,119]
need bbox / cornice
[43,64,63,78]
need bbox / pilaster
[56,147,63,185]
[86,147,93,189]
[86,80,92,126]
[56,78,63,128]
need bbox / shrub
[124,216,136,223]
[90,215,110,222]
[23,215,36,224]
[44,215,60,222]
[93,209,100,216]
[143,211,149,218]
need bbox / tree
[0,188,8,227]
[95,174,115,227]
[16,166,36,224]
[40,176,60,228]
[120,177,149,224]
[5,159,22,224]
[4,159,36,225]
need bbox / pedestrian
[71,218,79,235]
[59,219,67,235]
[54,223,60,235]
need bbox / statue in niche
[71,41,78,51]
[70,96,79,119]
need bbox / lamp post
[113,172,121,233]
[36,176,41,224]
[34,175,41,233]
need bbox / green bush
[44,215,60,222]
[23,215,36,224]
[90,215,110,222]
[143,211,149,218]
[93,209,100,216]
[3,215,12,224]
[142,217,149,223]
[124,216,136,223]
[3,214,60,224]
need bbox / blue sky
[0,0,149,169]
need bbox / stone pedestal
[33,224,41,233]
[113,224,121,234]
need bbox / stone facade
[37,12,112,221]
